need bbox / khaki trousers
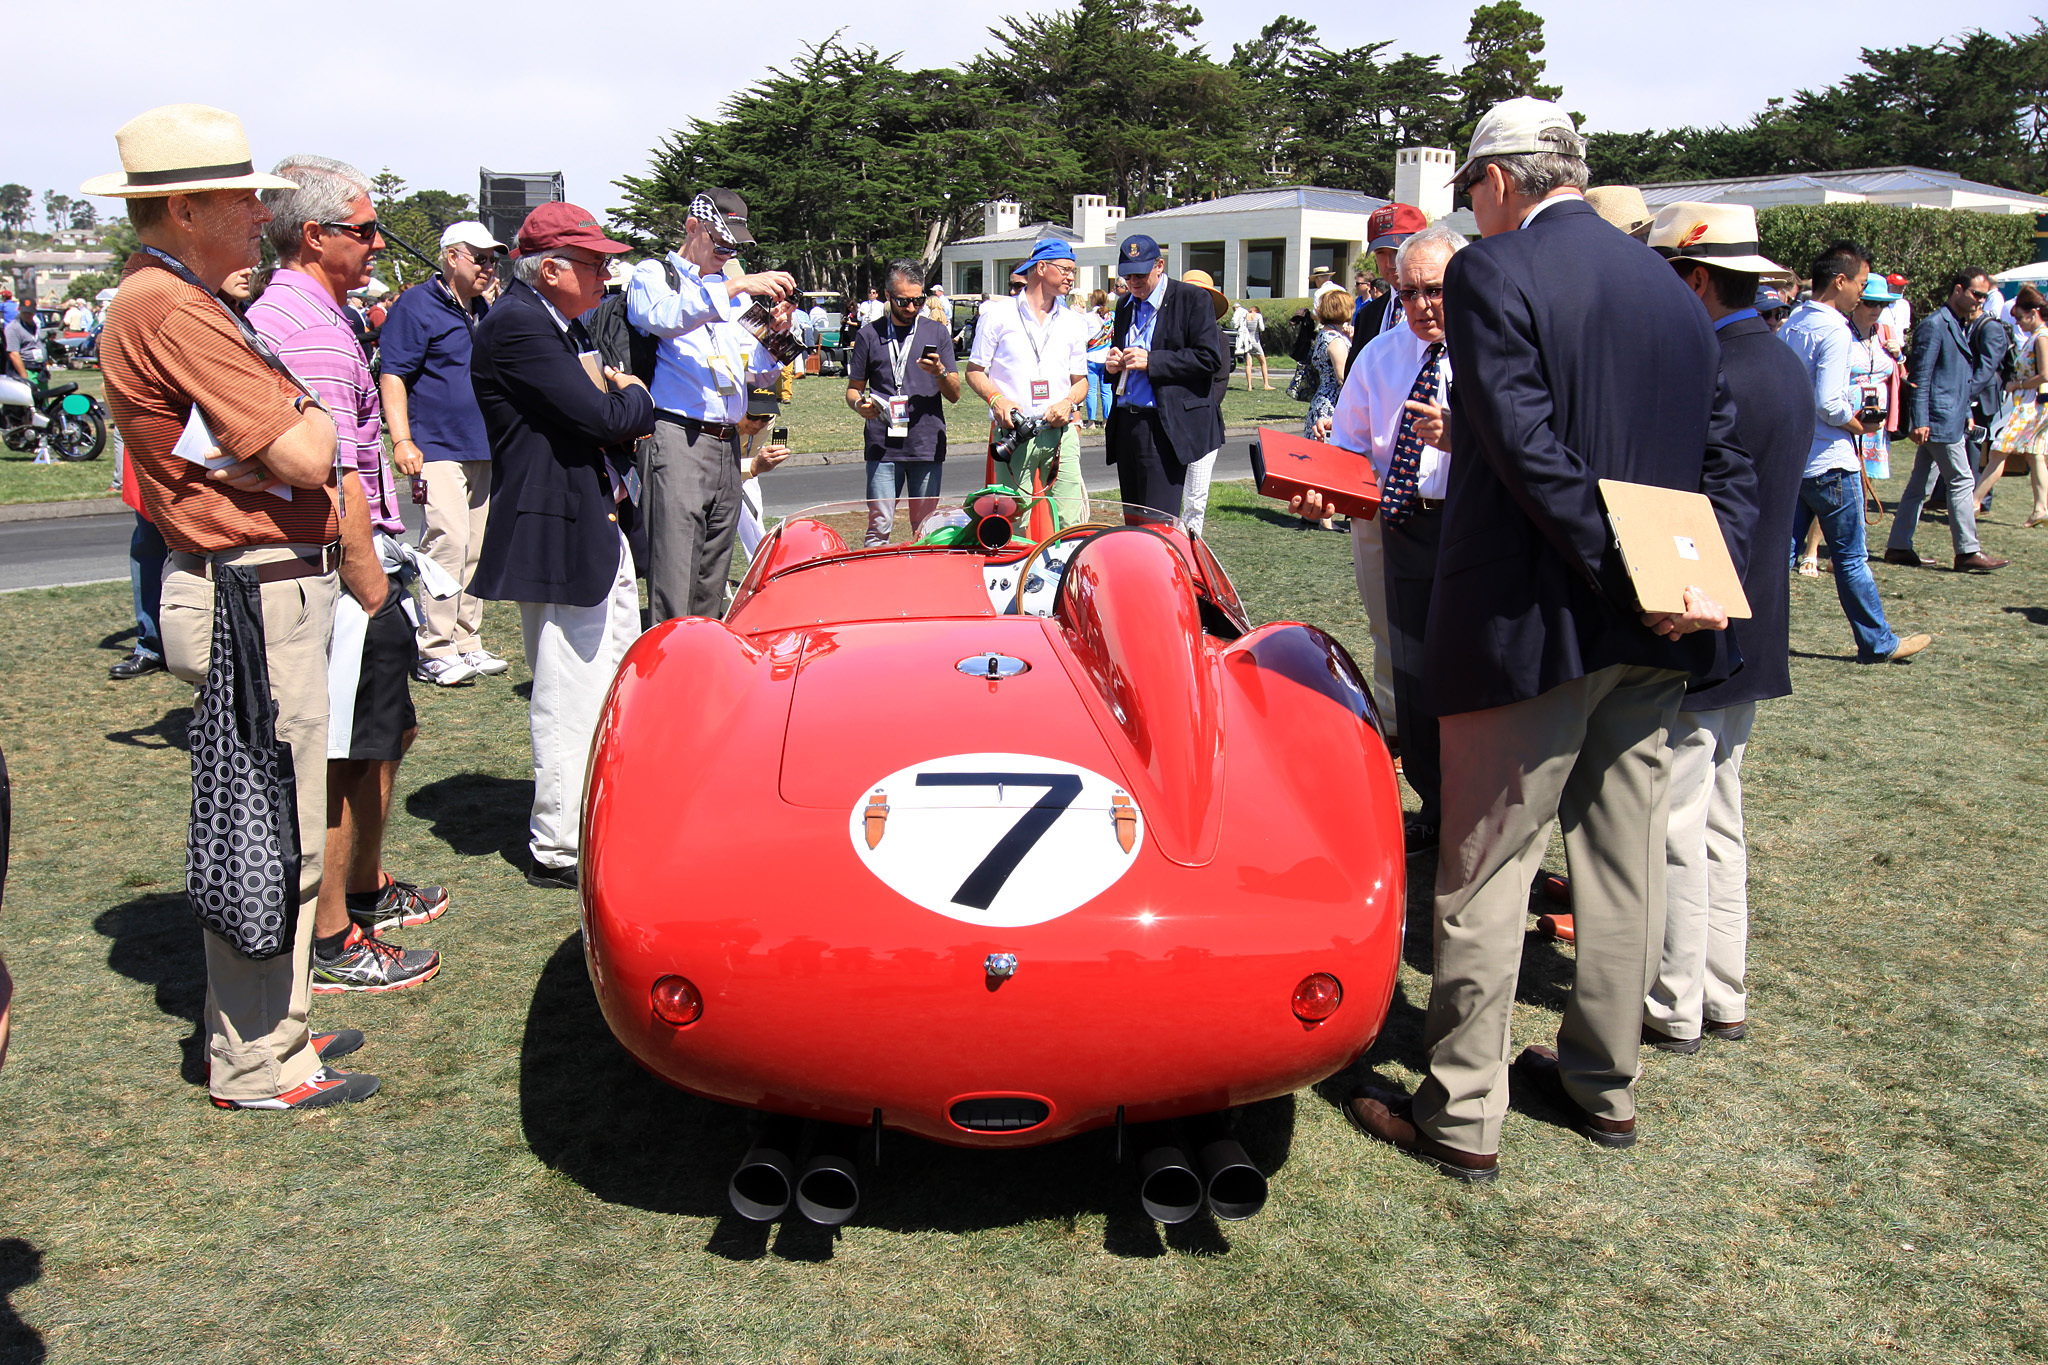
[1347,515,1398,741]
[415,458,492,660]
[160,548,337,1102]
[1413,664,1686,1154]
[1646,702,1755,1039]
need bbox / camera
[1856,406,1884,428]
[990,412,1044,463]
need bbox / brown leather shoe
[1344,1087,1500,1183]
[1535,913,1575,943]
[1954,551,2011,572]
[1641,1024,1702,1055]
[1884,633,1932,663]
[1702,1018,1747,1041]
[1512,1045,1638,1148]
[1881,547,1923,567]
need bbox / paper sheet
[174,406,291,501]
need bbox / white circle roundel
[849,752,1144,928]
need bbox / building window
[1243,239,1286,299]
[956,262,984,296]
[1186,242,1224,280]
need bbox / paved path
[0,437,1264,594]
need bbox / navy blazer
[1109,277,1226,467]
[1969,314,2011,422]
[1686,315,1810,711]
[1905,306,1995,443]
[471,281,654,608]
[1425,198,1758,717]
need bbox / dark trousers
[130,513,167,660]
[1107,406,1185,518]
[1383,503,1442,826]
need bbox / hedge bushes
[1757,203,2035,317]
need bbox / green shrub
[1757,204,2035,317]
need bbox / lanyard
[1016,297,1061,373]
[140,246,311,399]
[886,320,918,393]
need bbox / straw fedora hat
[81,104,299,197]
[1585,185,1653,238]
[1647,202,1783,276]
[1180,269,1231,320]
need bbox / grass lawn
[0,369,115,507]
[0,474,2043,1362]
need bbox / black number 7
[915,772,1083,909]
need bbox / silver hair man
[260,154,372,262]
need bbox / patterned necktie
[1380,341,1444,526]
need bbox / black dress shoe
[1343,1087,1500,1183]
[109,649,165,680]
[1641,1024,1703,1055]
[1403,817,1440,855]
[1513,1045,1638,1148]
[1881,547,1923,567]
[1702,1018,1747,1041]
[527,862,579,890]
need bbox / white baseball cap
[439,220,507,253]
[1450,97,1582,185]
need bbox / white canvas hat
[81,104,299,197]
[1647,202,1784,276]
[1449,97,1581,185]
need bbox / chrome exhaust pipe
[1196,1138,1267,1221]
[795,1152,861,1226]
[1136,1144,1203,1224]
[727,1143,796,1222]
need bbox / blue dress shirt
[626,252,781,422]
[1123,292,1160,407]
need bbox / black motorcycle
[0,350,109,461]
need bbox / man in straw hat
[1341,97,1756,1182]
[88,104,381,1108]
[1584,185,1653,238]
[1636,202,1830,1054]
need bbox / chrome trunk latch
[957,652,1030,680]
[984,952,1019,979]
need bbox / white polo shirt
[968,294,1089,419]
[1329,318,1454,500]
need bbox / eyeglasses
[320,219,381,242]
[1395,284,1446,304]
[891,294,925,307]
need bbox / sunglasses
[1395,285,1446,304]
[1970,288,1991,301]
[709,240,741,259]
[320,219,381,242]
[891,294,925,307]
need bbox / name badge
[1030,379,1051,403]
[887,394,911,439]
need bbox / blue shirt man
[1777,298,1861,478]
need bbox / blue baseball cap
[1013,238,1076,276]
[1755,285,1787,312]
[1116,233,1162,276]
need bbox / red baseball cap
[1367,203,1428,252]
[512,202,631,259]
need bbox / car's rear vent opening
[949,1097,1050,1131]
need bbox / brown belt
[171,543,341,584]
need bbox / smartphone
[772,426,789,444]
[921,344,940,360]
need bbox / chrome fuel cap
[957,653,1030,679]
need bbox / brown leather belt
[658,412,738,440]
[171,543,341,584]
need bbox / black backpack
[587,258,680,383]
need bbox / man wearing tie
[470,203,654,891]
[1102,235,1225,517]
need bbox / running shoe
[211,1066,380,1109]
[346,874,450,936]
[311,924,441,994]
[461,648,511,677]
[414,656,479,687]
[312,1028,364,1062]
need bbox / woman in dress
[1084,290,1113,429]
[1298,290,1353,529]
[1977,283,2048,527]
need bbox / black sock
[314,928,351,960]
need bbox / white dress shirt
[625,252,781,422]
[968,294,1089,419]
[1329,319,1454,499]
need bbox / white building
[1636,166,2048,216]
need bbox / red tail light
[651,975,703,1026]
[1292,973,1342,1023]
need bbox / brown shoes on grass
[1344,1087,1500,1183]
[1512,1045,1638,1148]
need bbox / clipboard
[1597,478,1750,618]
[1251,426,1383,520]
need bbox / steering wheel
[1011,522,1116,615]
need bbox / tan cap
[1647,202,1783,276]
[1450,97,1581,185]
[82,104,299,197]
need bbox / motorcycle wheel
[49,407,107,461]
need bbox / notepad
[1597,478,1747,618]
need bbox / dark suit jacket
[1905,306,1994,443]
[1109,278,1225,467]
[1969,313,2012,424]
[1425,198,1758,717]
[471,281,654,608]
[1686,315,1810,711]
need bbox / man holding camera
[964,238,1090,525]
[626,188,797,622]
[846,259,960,546]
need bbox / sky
[16,0,2044,231]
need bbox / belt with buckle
[659,411,739,440]
[172,542,341,584]
[1415,497,1446,512]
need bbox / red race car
[580,493,1404,1229]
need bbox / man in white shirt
[855,288,886,326]
[1316,222,1466,850]
[964,238,1090,525]
[626,188,797,621]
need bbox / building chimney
[984,200,1022,237]
[1075,195,1126,245]
[1394,148,1456,223]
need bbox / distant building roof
[948,223,1082,248]
[1636,165,2048,209]
[1129,185,1390,220]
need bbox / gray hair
[1462,125,1589,198]
[261,155,372,263]
[1394,224,1468,277]
[882,259,926,295]
[510,252,574,285]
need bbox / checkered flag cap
[689,188,756,247]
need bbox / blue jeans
[1793,468,1899,662]
[864,459,943,547]
[1086,361,1111,422]
[129,513,167,660]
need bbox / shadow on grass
[97,626,137,653]
[405,773,531,873]
[518,933,1296,1260]
[93,892,206,1086]
[105,705,192,752]
[0,1238,45,1365]
[2003,605,2048,626]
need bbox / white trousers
[1646,701,1755,1038]
[517,531,642,870]
[1181,448,1219,537]
[1347,514,1398,741]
